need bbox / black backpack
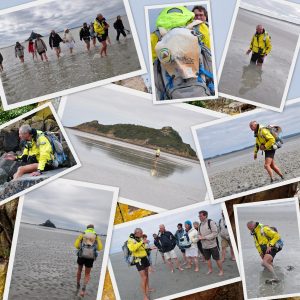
[199,219,220,250]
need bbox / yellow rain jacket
[252,224,281,255]
[127,236,147,262]
[18,130,54,171]
[250,31,272,55]
[254,125,276,154]
[74,228,103,251]
[94,19,107,36]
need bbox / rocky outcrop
[40,220,56,228]
[72,121,197,159]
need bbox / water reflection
[239,64,263,96]
[79,136,191,178]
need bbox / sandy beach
[8,223,104,300]
[206,136,300,199]
[0,16,141,105]
[219,9,300,108]
[110,246,239,300]
[237,202,300,299]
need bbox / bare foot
[206,270,212,275]
[178,267,184,271]
[194,268,199,272]
[231,257,236,261]
[144,296,150,300]
[185,265,192,269]
[171,269,174,273]
[147,288,155,293]
[218,270,224,276]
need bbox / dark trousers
[116,29,126,41]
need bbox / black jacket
[49,33,63,48]
[114,19,124,30]
[80,27,91,40]
[0,53,3,63]
[157,231,177,253]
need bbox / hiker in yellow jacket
[94,14,109,57]
[249,121,284,183]
[247,221,282,279]
[246,25,272,66]
[4,124,55,179]
[74,224,103,296]
[127,228,153,300]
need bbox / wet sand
[8,224,104,300]
[219,9,300,108]
[64,129,208,209]
[237,202,300,299]
[0,16,141,105]
[110,247,240,300]
[206,136,300,200]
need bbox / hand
[260,145,266,150]
[246,49,251,55]
[266,246,272,254]
[260,253,264,259]
[4,153,16,161]
[254,153,257,160]
[198,235,204,240]
[31,171,42,177]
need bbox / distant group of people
[5,14,128,67]
[127,210,235,300]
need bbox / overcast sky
[110,203,223,254]
[61,86,218,150]
[196,101,300,159]
[21,179,115,234]
[0,0,126,48]
[241,0,300,25]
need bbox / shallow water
[64,129,207,209]
[219,9,300,108]
[0,16,141,105]
[237,204,300,299]
[9,223,104,300]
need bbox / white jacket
[187,228,199,249]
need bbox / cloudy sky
[241,0,300,25]
[61,86,218,150]
[196,101,300,159]
[0,0,126,48]
[110,203,223,254]
[21,179,115,234]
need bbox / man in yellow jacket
[4,124,55,179]
[249,121,284,183]
[247,221,282,279]
[94,14,109,57]
[74,224,103,296]
[127,228,153,300]
[246,25,272,67]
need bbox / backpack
[153,26,213,100]
[178,232,192,249]
[260,224,284,250]
[42,132,67,167]
[199,219,220,250]
[122,240,135,266]
[78,233,98,260]
[261,125,283,150]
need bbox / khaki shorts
[164,249,177,260]
[221,238,231,248]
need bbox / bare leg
[262,254,277,278]
[193,257,199,272]
[186,257,192,269]
[166,258,174,272]
[264,157,274,180]
[216,260,224,276]
[93,38,96,47]
[230,246,236,260]
[270,159,283,178]
[100,41,107,57]
[182,252,188,265]
[76,265,83,287]
[206,259,213,274]
[221,247,226,262]
[138,270,149,300]
[174,258,184,271]
[80,267,91,296]
[44,53,48,62]
[13,163,38,180]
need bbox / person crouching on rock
[4,124,55,179]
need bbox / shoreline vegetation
[70,121,198,160]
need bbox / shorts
[135,256,150,271]
[38,50,46,55]
[261,245,281,258]
[185,247,198,258]
[83,37,91,43]
[163,249,177,260]
[265,149,275,159]
[180,248,186,253]
[97,34,107,43]
[66,41,75,49]
[251,52,265,64]
[221,238,231,248]
[77,256,94,268]
[203,246,220,261]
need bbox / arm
[254,237,263,256]
[96,236,103,251]
[49,36,52,49]
[264,227,280,247]
[127,238,144,252]
[79,29,83,41]
[203,221,218,240]
[74,234,83,249]
[190,231,199,243]
[36,136,53,171]
[261,128,275,150]
[265,36,272,55]
[42,40,47,51]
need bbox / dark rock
[44,119,59,132]
[40,219,56,228]
[62,141,76,167]
[3,130,19,152]
[30,121,44,131]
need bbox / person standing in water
[89,22,97,48]
[113,16,127,42]
[28,39,37,60]
[94,14,109,57]
[0,52,3,72]
[49,30,64,59]
[74,224,103,297]
[15,42,25,63]
[64,28,76,54]
[35,36,48,62]
[80,23,91,51]
[249,121,284,183]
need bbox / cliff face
[73,121,197,159]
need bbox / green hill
[72,121,197,159]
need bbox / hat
[185,220,192,228]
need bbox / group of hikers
[74,224,103,297]
[125,210,235,300]
[0,14,128,69]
